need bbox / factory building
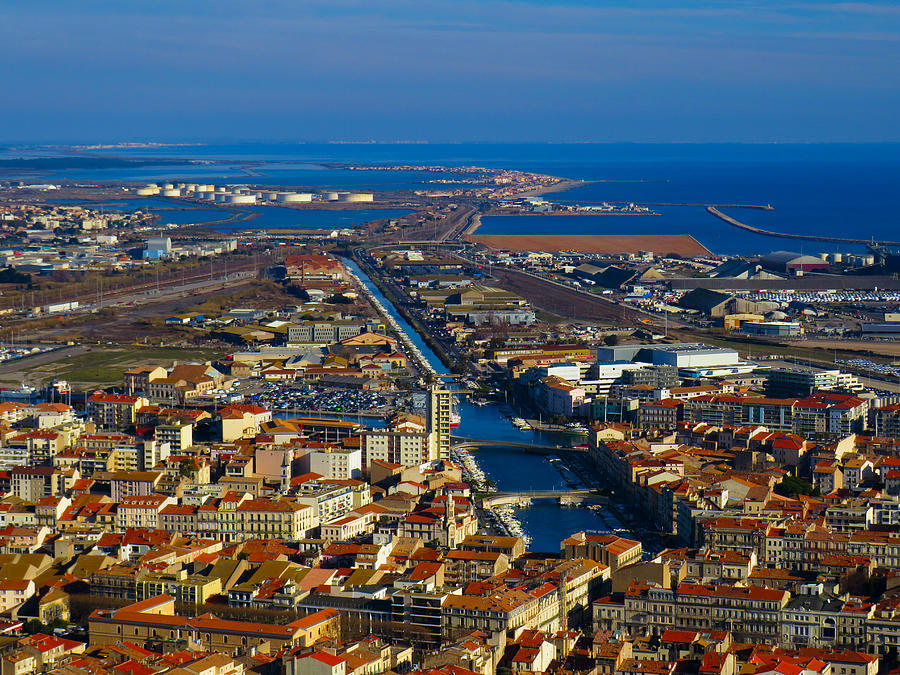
[760,251,830,275]
[741,321,803,337]
[596,343,757,378]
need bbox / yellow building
[89,595,340,654]
[136,569,222,609]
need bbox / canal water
[349,258,612,552]
[343,257,448,375]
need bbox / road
[0,345,88,380]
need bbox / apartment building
[443,550,509,586]
[561,532,643,574]
[235,499,318,541]
[362,426,432,467]
[115,494,176,531]
[308,447,362,480]
[89,595,340,654]
[86,393,148,430]
[599,581,790,645]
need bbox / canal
[349,254,617,552]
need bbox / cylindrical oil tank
[136,186,159,196]
[831,253,843,263]
[324,192,342,201]
[214,194,228,202]
[162,183,174,190]
[161,189,181,197]
[228,194,257,204]
[339,192,374,202]
[264,192,279,201]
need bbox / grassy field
[0,346,228,388]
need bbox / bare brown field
[465,234,710,256]
[792,339,900,359]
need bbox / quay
[271,408,386,420]
[708,206,900,247]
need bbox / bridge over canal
[481,488,605,508]
[451,436,586,454]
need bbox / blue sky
[1,1,898,142]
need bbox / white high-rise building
[428,385,452,461]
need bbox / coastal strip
[512,178,592,199]
[463,213,482,236]
[708,206,900,247]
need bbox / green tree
[774,476,819,498]
[179,458,196,479]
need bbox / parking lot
[250,382,394,414]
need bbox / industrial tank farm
[130,181,379,207]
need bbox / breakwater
[708,206,900,247]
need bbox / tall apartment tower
[428,385,452,461]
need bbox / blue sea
[10,142,900,254]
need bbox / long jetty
[707,206,900,247]
[566,201,774,209]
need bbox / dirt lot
[794,339,900,360]
[488,267,645,326]
[465,234,710,256]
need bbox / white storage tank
[277,192,312,203]
[162,183,174,190]
[215,193,228,202]
[831,253,843,263]
[136,185,159,196]
[263,192,279,201]
[161,189,181,197]
[228,194,257,204]
[339,192,374,202]
[216,186,227,193]
[324,192,343,201]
